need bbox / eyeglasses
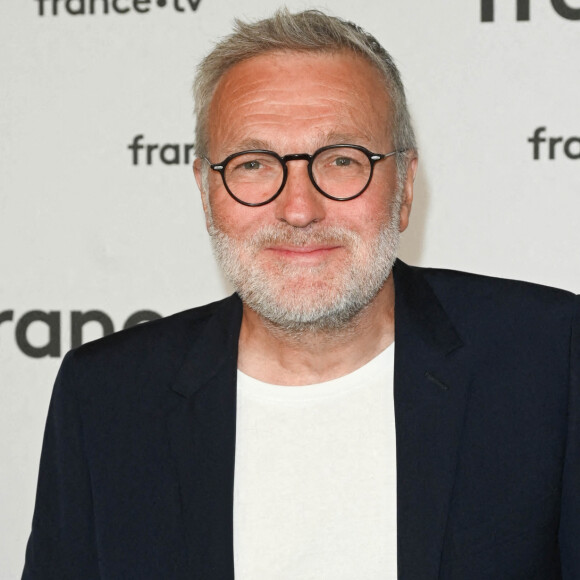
[205,144,404,207]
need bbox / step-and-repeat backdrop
[1,1,579,575]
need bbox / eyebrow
[229,138,272,153]
[323,131,374,146]
[225,131,375,156]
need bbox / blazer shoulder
[59,294,241,399]
[72,295,237,357]
[400,263,578,345]
[416,264,576,308]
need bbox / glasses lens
[312,146,372,199]
[224,152,284,205]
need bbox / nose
[274,160,326,227]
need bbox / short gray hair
[193,8,417,185]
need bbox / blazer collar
[393,259,463,355]
[171,294,243,398]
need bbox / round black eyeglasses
[204,144,405,207]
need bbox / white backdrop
[1,1,579,577]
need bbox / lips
[266,244,341,254]
[262,245,344,268]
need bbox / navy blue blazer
[23,261,580,579]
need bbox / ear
[193,158,212,231]
[398,155,418,233]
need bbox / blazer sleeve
[559,294,580,579]
[22,352,100,580]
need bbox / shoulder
[72,294,238,361]
[58,294,241,402]
[406,262,576,310]
[397,261,578,345]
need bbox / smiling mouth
[263,245,345,266]
[266,245,341,255]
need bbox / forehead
[207,50,392,156]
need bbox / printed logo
[35,0,202,17]
[0,309,162,358]
[128,134,196,165]
[528,127,580,160]
[481,0,580,21]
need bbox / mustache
[244,225,360,250]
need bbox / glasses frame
[205,144,405,207]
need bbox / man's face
[195,50,415,331]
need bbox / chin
[240,279,383,334]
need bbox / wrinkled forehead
[206,50,393,156]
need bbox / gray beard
[208,208,401,334]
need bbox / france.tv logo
[35,0,202,16]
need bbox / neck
[237,274,395,386]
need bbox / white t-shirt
[233,344,397,579]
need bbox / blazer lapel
[393,261,472,579]
[166,295,242,580]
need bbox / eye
[230,159,263,172]
[327,154,364,169]
[315,147,368,170]
[333,156,353,167]
[229,154,278,174]
[241,160,262,170]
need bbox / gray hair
[193,8,417,188]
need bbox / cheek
[337,192,393,230]
[210,193,272,238]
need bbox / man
[23,9,578,580]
